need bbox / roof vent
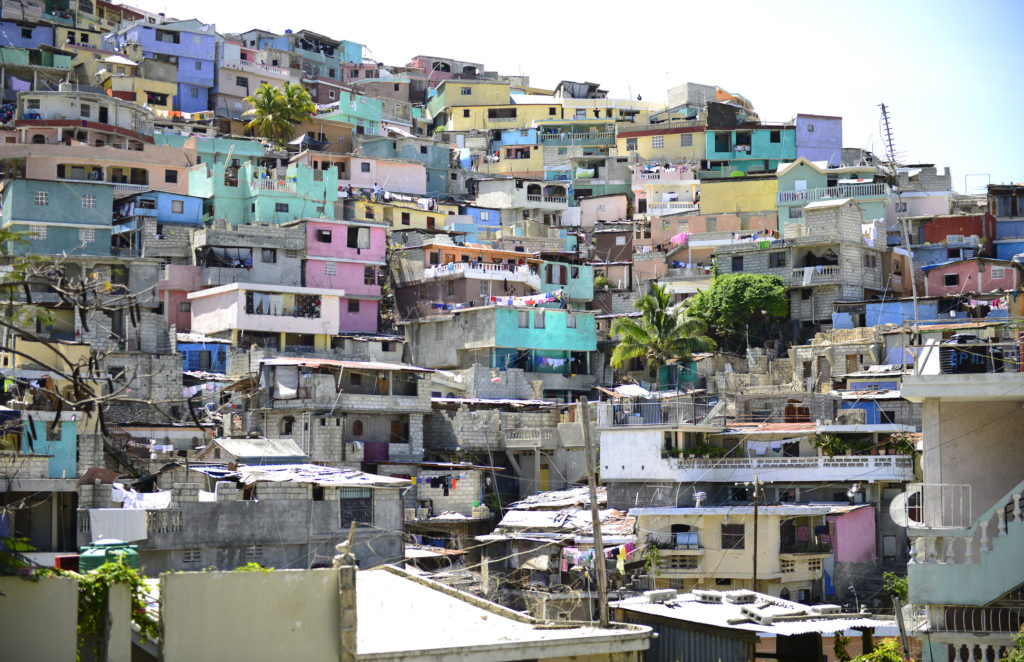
[693,589,722,604]
[644,589,677,604]
[723,590,758,605]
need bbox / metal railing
[904,483,973,529]
[777,182,890,204]
[595,401,720,426]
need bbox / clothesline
[561,541,636,573]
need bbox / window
[801,288,812,300]
[462,109,470,118]
[352,419,364,436]
[163,168,178,184]
[275,202,289,212]
[479,211,490,221]
[82,194,96,208]
[420,145,428,154]
[548,107,557,115]
[339,487,372,527]
[460,86,471,95]
[863,254,877,269]
[348,299,360,313]
[625,138,637,151]
[789,206,803,219]
[769,252,785,268]
[401,212,411,225]
[991,266,1007,279]
[705,217,717,232]
[807,123,815,133]
[651,135,664,149]
[557,147,567,155]
[182,549,202,563]
[316,228,332,243]
[25,225,46,240]
[534,310,545,329]
[26,99,40,110]
[360,162,371,173]
[519,311,530,328]
[78,228,95,243]
[81,104,91,118]
[894,202,907,213]
[731,256,744,272]
[721,523,745,549]
[944,273,959,287]
[364,266,375,285]
[770,130,781,143]
[191,88,199,98]
[179,302,191,313]
[166,200,184,215]
[566,313,577,329]
[35,191,49,206]
[479,281,488,298]
[261,248,277,263]
[21,27,32,39]
[680,133,693,147]
[394,83,400,91]
[879,409,896,424]
[325,262,336,276]
[192,34,201,45]
[245,544,263,560]
[328,90,335,100]
[615,235,626,246]
[234,74,249,88]
[446,281,455,296]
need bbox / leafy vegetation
[685,273,788,352]
[882,571,908,602]
[611,282,716,380]
[242,82,316,145]
[77,560,159,659]
[1002,625,1024,662]
[851,638,910,662]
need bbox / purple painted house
[794,113,842,167]
[288,218,388,333]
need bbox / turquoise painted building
[359,136,449,197]
[21,417,77,479]
[775,158,890,231]
[315,90,382,136]
[704,125,797,175]
[187,160,338,225]
[539,259,594,302]
[490,307,596,376]
[1,179,112,256]
[154,134,267,168]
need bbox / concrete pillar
[104,582,131,662]
[334,550,357,662]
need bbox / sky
[128,0,1024,193]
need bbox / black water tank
[939,333,1004,373]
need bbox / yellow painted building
[445,103,561,132]
[100,74,177,113]
[477,143,545,178]
[4,335,101,434]
[699,174,778,214]
[55,26,105,50]
[617,125,706,163]
[360,200,450,232]
[560,98,665,122]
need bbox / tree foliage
[684,273,788,350]
[851,638,910,662]
[882,571,908,602]
[1002,625,1024,662]
[610,282,716,378]
[242,82,315,145]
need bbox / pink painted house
[159,264,202,332]
[289,218,388,334]
[922,258,1021,296]
[826,504,876,564]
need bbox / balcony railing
[503,428,556,449]
[648,201,699,215]
[596,401,721,427]
[539,132,614,146]
[780,540,833,554]
[253,178,297,193]
[791,265,840,284]
[422,262,540,290]
[488,116,517,123]
[903,483,973,531]
[777,182,891,205]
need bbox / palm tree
[282,82,316,123]
[242,84,294,144]
[610,282,717,384]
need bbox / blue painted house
[705,124,796,175]
[20,414,78,479]
[1,179,112,256]
[177,334,230,373]
[104,19,216,113]
[0,21,54,49]
[794,114,842,167]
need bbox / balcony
[539,132,614,146]
[648,201,699,216]
[666,454,914,483]
[595,402,723,427]
[790,265,840,286]
[57,177,150,193]
[777,182,891,205]
[526,194,568,204]
[422,262,541,290]
[503,428,557,450]
[223,59,290,78]
[252,178,297,194]
[907,480,1024,607]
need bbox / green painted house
[1,178,113,255]
[775,157,890,234]
[704,125,797,176]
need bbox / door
[98,106,108,124]
[390,420,403,444]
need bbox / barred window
[339,488,372,527]
[78,228,96,243]
[182,548,201,563]
[325,262,336,276]
[680,133,693,147]
[721,523,745,549]
[27,225,47,240]
[651,135,664,149]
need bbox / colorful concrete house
[405,305,599,401]
[474,177,570,228]
[176,332,230,372]
[283,217,387,334]
[430,81,562,132]
[617,120,706,164]
[699,174,778,215]
[357,197,448,233]
[477,142,545,180]
[538,252,593,304]
[793,113,842,166]
[0,45,72,103]
[988,183,1024,261]
[391,239,542,320]
[775,158,889,232]
[1,178,113,256]
[0,20,54,50]
[187,159,338,226]
[103,19,217,113]
[921,257,1021,297]
[314,89,382,136]
[704,123,796,176]
[445,204,501,242]
[111,190,204,258]
[187,282,345,352]
[15,88,155,149]
[358,136,449,197]
[211,35,293,120]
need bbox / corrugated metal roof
[261,357,433,372]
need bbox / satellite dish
[889,487,923,527]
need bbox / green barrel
[78,539,140,573]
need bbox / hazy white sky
[130,0,1024,192]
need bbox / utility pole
[578,396,609,628]
[751,475,761,593]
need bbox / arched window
[352,420,364,436]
